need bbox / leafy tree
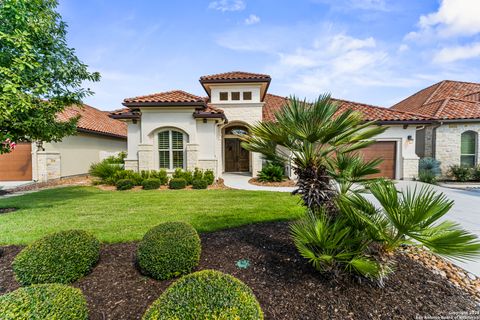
[242,94,385,212]
[0,0,100,153]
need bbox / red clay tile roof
[262,94,429,123]
[58,105,127,138]
[200,71,271,82]
[263,93,289,122]
[123,90,205,105]
[391,80,480,119]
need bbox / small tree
[242,94,385,212]
[0,0,100,153]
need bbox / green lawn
[0,187,303,245]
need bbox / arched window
[460,131,477,167]
[225,126,248,136]
[158,130,186,169]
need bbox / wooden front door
[225,138,249,172]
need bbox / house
[391,80,480,175]
[111,71,429,180]
[0,104,127,182]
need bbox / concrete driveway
[386,181,480,276]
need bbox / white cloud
[433,42,480,63]
[407,0,480,39]
[244,14,260,25]
[209,0,245,12]
[398,44,409,52]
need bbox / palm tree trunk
[292,164,337,214]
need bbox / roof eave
[372,120,434,125]
[76,127,127,139]
[122,101,206,107]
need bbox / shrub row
[258,162,285,182]
[448,165,480,182]
[89,157,215,191]
[3,223,262,319]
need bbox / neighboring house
[391,80,480,175]
[111,71,429,180]
[0,104,127,182]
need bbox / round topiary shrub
[137,222,200,280]
[142,178,161,190]
[192,179,208,189]
[116,178,135,190]
[13,230,100,285]
[169,178,186,189]
[0,284,88,320]
[142,270,264,320]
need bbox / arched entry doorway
[223,125,250,172]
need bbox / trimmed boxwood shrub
[142,178,161,190]
[116,178,135,190]
[204,169,215,185]
[137,222,201,280]
[142,270,264,320]
[0,284,88,320]
[192,179,208,189]
[13,230,100,285]
[169,178,186,189]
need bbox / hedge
[137,222,201,280]
[142,178,161,190]
[0,284,88,320]
[169,178,186,189]
[142,270,263,320]
[13,230,100,285]
[116,178,135,190]
[192,179,208,189]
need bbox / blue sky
[59,0,480,110]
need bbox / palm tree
[241,94,386,213]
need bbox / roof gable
[391,80,480,119]
[123,90,206,106]
[199,71,271,83]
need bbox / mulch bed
[249,178,296,187]
[0,222,477,319]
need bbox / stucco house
[391,80,480,175]
[0,104,127,182]
[111,71,429,180]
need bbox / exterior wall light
[407,135,414,144]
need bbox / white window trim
[158,130,186,170]
[460,131,478,167]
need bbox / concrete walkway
[222,173,295,192]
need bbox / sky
[58,0,480,110]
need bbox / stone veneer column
[138,144,154,172]
[402,158,419,180]
[251,152,263,177]
[124,159,139,172]
[186,143,199,171]
[36,152,61,182]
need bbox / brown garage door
[0,143,32,181]
[359,141,396,179]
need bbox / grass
[0,187,303,245]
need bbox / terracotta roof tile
[124,90,205,104]
[391,80,480,119]
[58,105,127,138]
[262,94,428,123]
[200,71,271,82]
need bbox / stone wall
[434,123,480,176]
[34,152,61,182]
